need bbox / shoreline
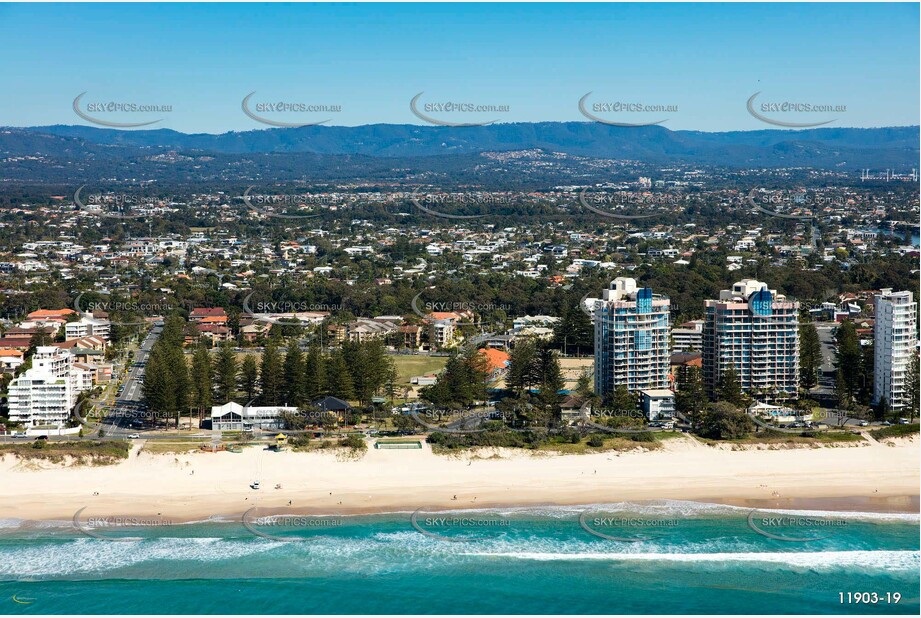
[2,435,918,523]
[3,495,919,530]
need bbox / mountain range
[0,123,917,183]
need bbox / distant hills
[1,123,918,178]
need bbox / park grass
[391,355,448,384]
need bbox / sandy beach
[2,435,918,522]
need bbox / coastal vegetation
[0,440,130,465]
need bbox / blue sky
[0,2,918,133]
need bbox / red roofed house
[190,307,228,323]
[478,347,510,379]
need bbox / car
[11,432,29,439]
[898,418,911,425]
[35,435,49,441]
[881,421,892,426]
[858,421,869,427]
[127,433,141,439]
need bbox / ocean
[1,501,918,615]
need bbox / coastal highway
[100,322,163,436]
[122,322,162,403]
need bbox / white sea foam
[358,500,920,522]
[463,549,921,571]
[0,536,283,578]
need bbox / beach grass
[0,440,130,465]
[139,440,205,455]
[870,423,920,440]
[703,429,866,446]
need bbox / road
[809,322,838,404]
[100,322,163,437]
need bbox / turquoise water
[1,502,918,615]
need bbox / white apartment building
[7,346,91,427]
[641,389,676,421]
[671,320,704,352]
[594,277,671,397]
[702,279,800,400]
[65,314,111,341]
[873,289,918,411]
[430,319,457,349]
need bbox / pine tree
[282,345,305,407]
[142,343,175,414]
[324,349,354,400]
[905,352,919,422]
[259,340,284,405]
[552,304,593,356]
[799,322,822,388]
[166,345,191,418]
[835,321,862,409]
[536,343,564,414]
[160,314,186,348]
[506,339,537,395]
[303,344,325,401]
[717,365,745,407]
[607,385,638,414]
[676,365,707,422]
[191,345,213,412]
[214,343,239,404]
[384,363,399,406]
[240,354,259,402]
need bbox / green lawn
[391,355,448,384]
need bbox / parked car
[127,433,141,439]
